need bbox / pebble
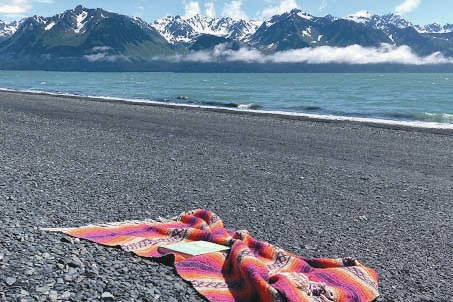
[69,255,83,268]
[5,277,17,286]
[64,274,74,282]
[25,268,35,275]
[359,215,368,221]
[101,291,115,301]
[48,290,58,301]
[61,291,72,299]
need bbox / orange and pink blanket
[55,209,379,302]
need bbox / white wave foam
[419,112,453,123]
[237,103,260,110]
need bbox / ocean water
[0,71,452,125]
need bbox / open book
[158,241,230,257]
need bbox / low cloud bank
[84,53,130,62]
[172,44,453,65]
[83,46,130,62]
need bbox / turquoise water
[1,71,452,124]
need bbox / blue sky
[0,0,452,25]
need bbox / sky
[0,0,452,25]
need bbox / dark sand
[0,91,452,301]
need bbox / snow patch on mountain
[74,11,88,33]
[0,20,20,39]
[297,11,313,20]
[302,27,312,37]
[32,16,46,24]
[345,11,372,24]
[45,21,56,31]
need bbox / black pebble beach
[0,91,452,301]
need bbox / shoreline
[1,87,453,134]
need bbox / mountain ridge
[152,14,261,44]
[3,6,452,42]
[0,5,173,60]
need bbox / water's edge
[1,87,453,134]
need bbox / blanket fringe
[41,227,74,232]
[41,216,180,233]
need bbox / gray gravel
[0,91,452,302]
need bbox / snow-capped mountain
[344,11,453,34]
[415,23,453,33]
[342,11,453,47]
[376,14,414,29]
[0,5,171,59]
[26,5,155,35]
[152,14,261,44]
[0,20,20,41]
[9,5,161,39]
[344,11,413,30]
[249,9,392,51]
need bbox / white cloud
[205,2,216,18]
[92,46,112,52]
[259,0,299,20]
[221,0,248,20]
[395,0,421,15]
[184,0,201,17]
[84,53,130,62]
[174,43,453,65]
[319,0,327,11]
[136,5,144,18]
[135,0,145,18]
[0,0,31,14]
[0,0,53,14]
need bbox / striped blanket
[58,209,379,302]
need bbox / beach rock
[5,277,17,286]
[68,255,83,268]
[359,215,368,221]
[63,273,75,282]
[42,252,50,259]
[61,291,72,299]
[60,237,73,244]
[101,291,115,301]
[48,291,58,301]
[35,285,50,294]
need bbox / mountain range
[1,5,453,71]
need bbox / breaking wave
[389,112,453,123]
